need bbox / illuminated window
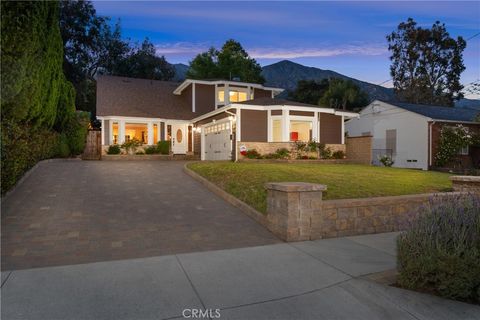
[153,124,158,143]
[112,123,119,144]
[218,90,225,103]
[229,91,247,102]
[290,121,312,142]
[125,123,148,143]
[272,119,282,142]
[218,89,248,103]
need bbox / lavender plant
[397,193,480,303]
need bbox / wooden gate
[82,130,102,160]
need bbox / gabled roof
[173,79,284,95]
[96,75,196,120]
[380,100,480,123]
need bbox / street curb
[183,163,270,229]
[2,158,81,202]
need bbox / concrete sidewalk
[2,232,478,320]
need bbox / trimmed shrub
[275,148,291,159]
[332,150,345,159]
[56,134,70,158]
[397,193,480,303]
[144,146,158,154]
[135,151,145,155]
[107,145,121,155]
[245,149,261,159]
[0,120,59,193]
[320,146,332,159]
[65,111,89,155]
[156,141,170,155]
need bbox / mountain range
[172,60,479,109]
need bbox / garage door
[204,122,232,160]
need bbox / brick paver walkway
[1,160,280,270]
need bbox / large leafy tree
[288,79,330,105]
[60,0,174,117]
[111,39,174,80]
[387,18,466,106]
[60,0,128,114]
[187,39,264,84]
[319,79,369,111]
[1,1,82,193]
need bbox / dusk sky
[94,1,480,96]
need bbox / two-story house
[97,76,358,160]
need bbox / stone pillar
[450,176,480,193]
[265,182,326,241]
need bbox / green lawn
[188,162,452,213]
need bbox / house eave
[173,79,284,95]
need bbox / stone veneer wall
[237,141,346,159]
[450,176,480,193]
[265,177,480,241]
[345,136,372,165]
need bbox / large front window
[272,119,282,142]
[125,123,148,143]
[217,89,248,103]
[290,120,312,141]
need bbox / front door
[171,124,187,154]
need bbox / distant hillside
[172,63,189,82]
[171,59,479,108]
[261,60,394,101]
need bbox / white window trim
[458,145,469,155]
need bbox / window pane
[218,90,225,103]
[238,92,247,102]
[290,121,312,141]
[112,123,118,144]
[125,123,148,144]
[272,119,282,142]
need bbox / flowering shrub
[435,125,472,167]
[397,193,480,303]
[121,138,142,154]
[379,154,394,167]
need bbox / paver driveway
[1,160,280,271]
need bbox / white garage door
[204,122,232,160]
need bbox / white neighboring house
[345,100,480,170]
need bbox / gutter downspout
[429,121,436,169]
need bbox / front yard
[188,162,452,213]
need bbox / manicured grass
[188,162,452,213]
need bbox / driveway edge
[183,163,270,229]
[2,158,81,201]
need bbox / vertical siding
[320,113,342,144]
[195,84,216,114]
[240,109,268,142]
[253,88,272,99]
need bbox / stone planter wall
[236,141,346,160]
[450,175,480,193]
[265,177,480,241]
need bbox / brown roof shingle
[96,75,196,120]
